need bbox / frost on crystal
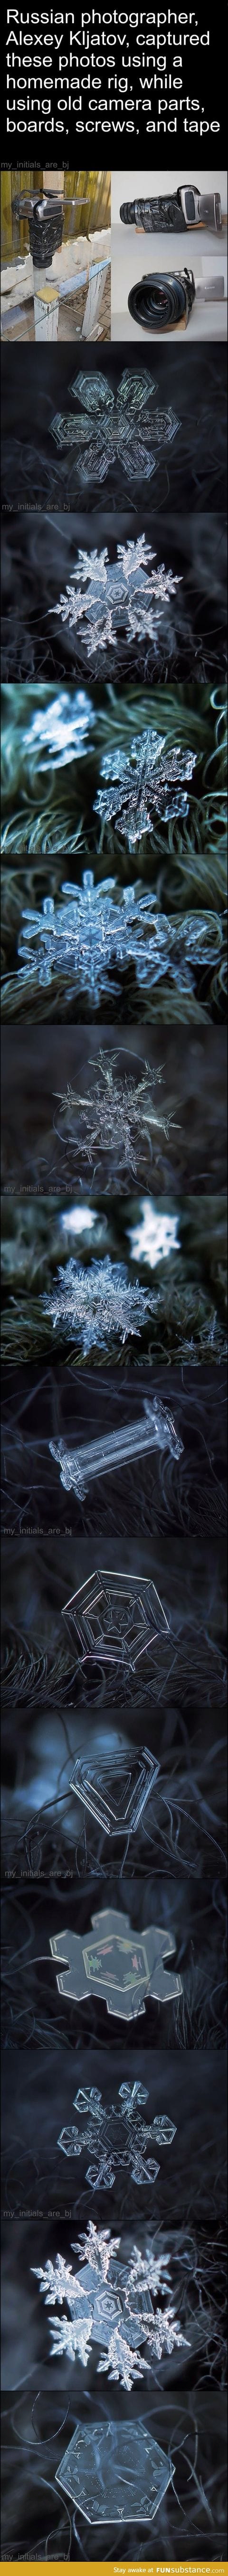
[42,1254,156,1350]
[50,367,180,483]
[51,539,181,662]
[95,726,197,850]
[58,2080,177,2191]
[32,2218,187,2388]
[22,690,93,769]
[18,872,215,1007]
[56,1051,174,1176]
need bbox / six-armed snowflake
[33,2218,187,2387]
[17,872,213,1008]
[51,366,180,482]
[51,539,181,661]
[58,2080,176,2190]
[95,726,197,849]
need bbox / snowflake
[56,1051,174,1176]
[50,366,180,483]
[18,872,215,1007]
[32,2220,188,2388]
[42,1254,156,1350]
[22,689,93,769]
[95,726,197,850]
[51,538,181,661]
[58,2080,176,2191]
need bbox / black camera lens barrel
[127,270,196,331]
[120,192,187,232]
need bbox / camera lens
[128,274,192,331]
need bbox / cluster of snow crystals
[22,690,93,769]
[56,1052,173,1176]
[50,367,180,482]
[95,726,197,850]
[33,2220,187,2390]
[42,1254,156,1351]
[51,540,181,661]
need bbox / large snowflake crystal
[33,2219,187,2388]
[56,1051,174,1176]
[52,539,181,660]
[95,726,197,850]
[42,1254,156,1350]
[18,873,214,1007]
[51,366,180,483]
[58,2080,176,2190]
[22,690,93,770]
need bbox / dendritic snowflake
[18,872,217,1007]
[22,690,93,769]
[58,2081,177,2190]
[51,539,181,660]
[51,366,180,482]
[56,1052,174,1176]
[95,727,197,850]
[42,1254,156,1350]
[33,2219,187,2388]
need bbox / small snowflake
[58,2085,176,2190]
[51,366,180,483]
[51,538,181,662]
[42,1253,156,1351]
[22,689,93,769]
[95,726,197,850]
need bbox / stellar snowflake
[42,1254,156,1350]
[33,2218,187,2386]
[51,538,181,661]
[58,2079,176,2189]
[56,1051,174,1175]
[51,365,180,482]
[18,872,217,1007]
[95,725,197,850]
